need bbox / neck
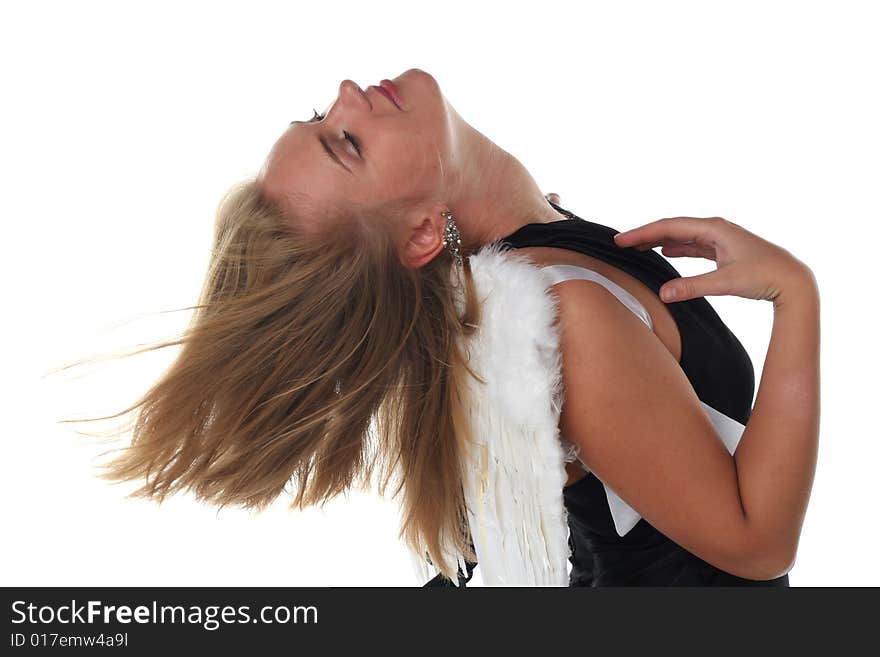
[447,120,567,254]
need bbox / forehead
[262,132,355,231]
[259,125,321,204]
[258,127,353,231]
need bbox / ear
[399,205,450,270]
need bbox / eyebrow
[289,120,353,175]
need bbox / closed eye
[300,109,361,157]
[288,108,362,172]
[342,130,361,157]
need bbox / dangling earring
[440,210,464,267]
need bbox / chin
[398,67,440,95]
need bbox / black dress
[424,201,790,587]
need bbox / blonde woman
[94,68,819,587]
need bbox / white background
[2,0,876,586]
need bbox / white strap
[540,264,654,331]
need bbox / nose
[338,79,372,110]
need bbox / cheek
[377,136,442,196]
[407,131,445,182]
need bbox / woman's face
[258,68,457,232]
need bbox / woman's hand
[545,192,562,205]
[613,216,815,306]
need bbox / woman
[96,68,820,586]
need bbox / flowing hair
[65,177,485,582]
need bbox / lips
[379,79,404,109]
[371,85,398,110]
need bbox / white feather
[411,242,573,586]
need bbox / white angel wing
[410,243,573,586]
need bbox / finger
[545,192,561,205]
[631,238,714,253]
[660,243,717,260]
[658,270,730,303]
[613,217,720,250]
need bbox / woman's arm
[555,282,778,579]
[556,217,820,580]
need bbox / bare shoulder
[550,280,786,580]
[512,245,683,364]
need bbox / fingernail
[661,287,676,301]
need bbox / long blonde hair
[73,178,485,582]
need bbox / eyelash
[308,108,361,157]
